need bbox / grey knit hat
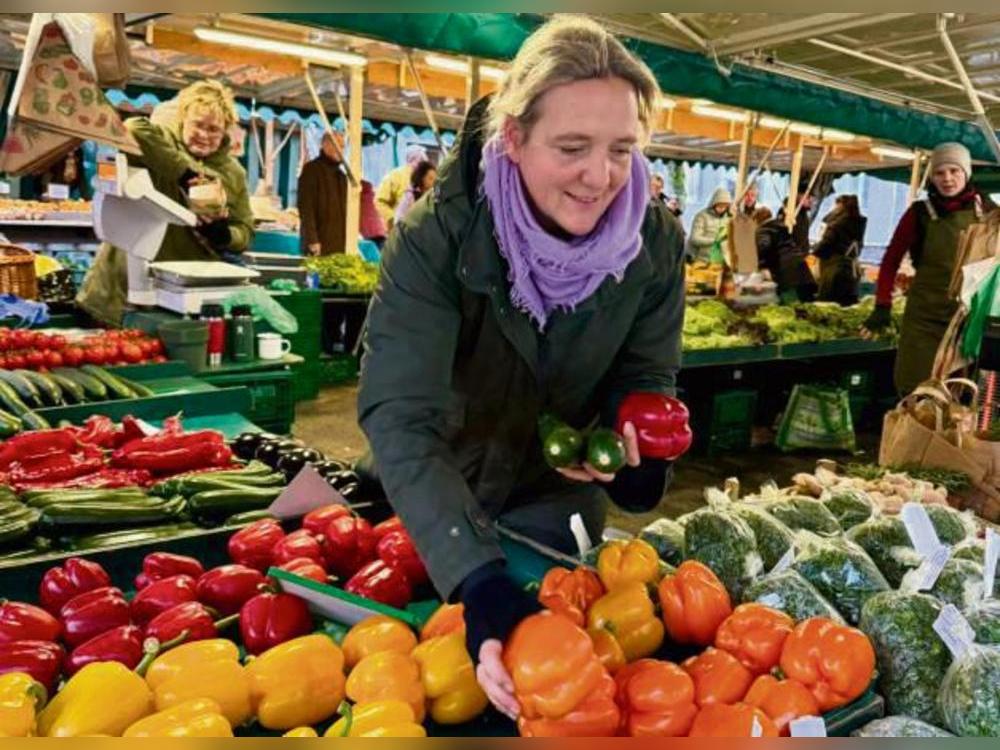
[931,142,972,177]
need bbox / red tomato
[149,340,165,357]
[7,353,26,369]
[11,330,30,348]
[49,335,67,350]
[0,355,8,369]
[152,355,167,364]
[120,343,143,364]
[63,346,84,367]
[138,340,155,357]
[85,347,107,366]
[45,351,64,368]
[103,342,121,361]
[126,329,144,339]
[30,332,47,349]
[25,351,45,369]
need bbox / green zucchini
[118,377,154,398]
[46,373,87,404]
[80,366,135,400]
[157,472,285,498]
[52,368,108,400]
[23,488,149,507]
[19,411,50,431]
[0,506,39,544]
[0,371,41,408]
[187,486,283,518]
[39,495,187,527]
[224,509,279,526]
[0,380,33,416]
[64,522,200,551]
[15,370,63,406]
[0,409,21,438]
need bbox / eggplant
[255,441,284,468]
[274,439,304,454]
[312,459,349,478]
[231,432,264,461]
[327,469,361,490]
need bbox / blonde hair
[486,15,660,144]
[177,80,238,129]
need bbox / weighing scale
[149,261,260,316]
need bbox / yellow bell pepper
[411,632,488,725]
[420,603,465,641]
[0,672,46,737]
[596,539,659,591]
[345,651,425,723]
[342,615,417,670]
[247,634,346,730]
[38,662,153,737]
[586,581,664,662]
[122,698,232,738]
[147,642,252,728]
[325,700,426,737]
[283,726,319,737]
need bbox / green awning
[260,13,997,162]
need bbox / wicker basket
[0,245,38,300]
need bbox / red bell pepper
[277,557,328,584]
[145,601,238,646]
[372,515,405,542]
[376,529,428,587]
[129,575,198,627]
[616,392,693,461]
[112,429,225,458]
[0,640,64,694]
[321,515,376,579]
[9,444,105,485]
[0,429,79,469]
[65,625,144,676]
[345,559,413,609]
[39,557,111,614]
[271,529,324,566]
[71,415,121,449]
[196,565,267,616]
[239,592,313,655]
[112,442,234,476]
[227,519,285,572]
[14,468,154,492]
[59,586,130,648]
[302,504,352,537]
[135,552,205,591]
[0,600,62,644]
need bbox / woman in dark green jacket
[77,80,253,326]
[358,17,685,719]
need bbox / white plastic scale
[93,153,260,314]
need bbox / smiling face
[504,76,640,237]
[931,163,967,197]
[182,106,226,158]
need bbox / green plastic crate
[198,369,295,435]
[291,361,322,402]
[711,388,758,431]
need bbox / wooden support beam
[345,65,364,256]
[907,151,924,205]
[785,135,804,232]
[465,58,481,113]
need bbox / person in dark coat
[357,16,683,720]
[297,130,348,255]
[813,194,866,306]
[756,189,818,303]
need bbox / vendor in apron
[862,142,992,394]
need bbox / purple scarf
[481,138,650,330]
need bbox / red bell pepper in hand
[196,564,267,616]
[65,625,144,676]
[277,557,328,584]
[145,601,238,646]
[59,586,130,648]
[616,392,693,461]
[0,640,64,694]
[129,575,198,627]
[271,529,324,566]
[302,504,352,537]
[321,515,376,579]
[0,600,62,643]
[228,519,285,572]
[372,515,404,542]
[376,529,428,587]
[345,559,413,609]
[135,552,205,591]
[39,558,111,615]
[239,592,313,655]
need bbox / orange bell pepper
[714,603,794,675]
[502,611,606,722]
[744,675,820,736]
[657,560,732,646]
[341,615,417,670]
[778,617,875,712]
[586,582,664,662]
[682,647,753,707]
[419,603,464,641]
[537,567,605,627]
[587,628,626,675]
[596,539,659,591]
[614,659,698,737]
[344,651,425,723]
[517,672,619,737]
[688,702,779,737]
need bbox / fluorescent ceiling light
[194,27,367,67]
[822,129,856,143]
[759,116,855,142]
[659,97,677,109]
[871,145,915,160]
[692,104,748,123]
[424,53,505,81]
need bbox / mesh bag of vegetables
[939,644,1000,736]
[821,487,876,531]
[852,717,953,737]
[680,492,763,600]
[965,599,1000,645]
[792,531,889,624]
[859,591,951,726]
[638,518,685,567]
[952,537,986,562]
[742,568,844,624]
[729,502,795,571]
[846,516,922,588]
[902,557,987,610]
[923,504,978,546]
[758,494,843,537]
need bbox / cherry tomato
[120,343,143,364]
[49,335,67,350]
[85,347,107,366]
[7,353,26,369]
[45,351,64,368]
[25,351,45,369]
[63,346,84,367]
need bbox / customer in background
[649,173,666,204]
[297,130,348,256]
[376,143,428,230]
[756,184,818,303]
[813,194,866,306]
[359,180,388,248]
[393,160,438,223]
[685,186,731,262]
[665,195,683,219]
[736,182,759,217]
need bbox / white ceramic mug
[258,332,292,360]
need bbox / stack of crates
[705,388,758,455]
[199,369,295,435]
[270,290,323,402]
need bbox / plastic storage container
[157,319,209,373]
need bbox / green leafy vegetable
[680,507,763,600]
[792,532,889,624]
[821,488,875,530]
[742,568,844,624]
[762,496,842,537]
[939,646,1000,736]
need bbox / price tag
[908,544,950,592]
[933,604,975,660]
[770,546,796,574]
[750,715,763,738]
[983,528,999,601]
[901,502,942,557]
[789,716,827,738]
[269,464,345,520]
[0,181,10,196]
[46,183,70,200]
[569,513,593,557]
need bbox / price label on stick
[984,528,999,601]
[901,502,942,557]
[933,604,975,660]
[790,716,827,738]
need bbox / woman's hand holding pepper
[556,421,640,483]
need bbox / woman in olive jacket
[813,194,867,306]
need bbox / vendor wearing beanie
[862,141,994,394]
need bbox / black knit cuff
[460,561,543,664]
[606,458,673,513]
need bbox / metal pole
[735,116,753,204]
[737,120,791,207]
[785,135,804,232]
[405,50,444,151]
[345,65,364,256]
[794,146,828,221]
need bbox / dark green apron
[894,201,979,394]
